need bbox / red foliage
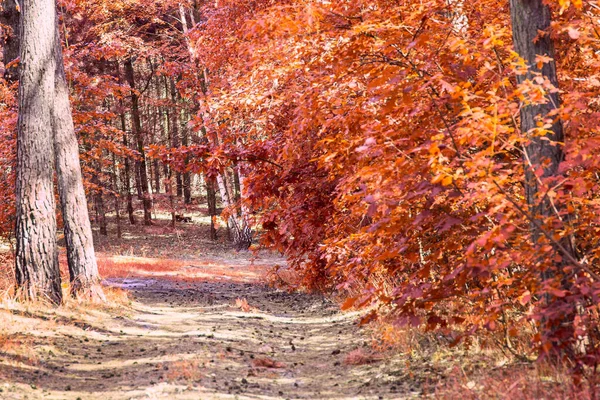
[190,0,600,368]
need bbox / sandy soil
[0,252,420,400]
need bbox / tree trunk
[235,167,252,248]
[134,160,143,199]
[169,78,184,198]
[111,153,122,238]
[216,171,251,249]
[510,0,564,215]
[163,78,177,227]
[94,188,108,236]
[207,178,217,240]
[124,57,152,225]
[120,113,136,225]
[90,158,107,237]
[153,160,161,193]
[151,72,161,194]
[52,15,105,300]
[15,0,62,304]
[181,114,192,204]
[510,0,576,353]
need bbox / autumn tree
[15,0,62,303]
[53,13,105,300]
[508,0,578,353]
[13,0,106,302]
[187,0,600,367]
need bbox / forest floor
[0,202,582,399]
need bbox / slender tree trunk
[119,112,136,225]
[169,78,184,198]
[124,57,152,225]
[233,164,241,202]
[111,153,122,238]
[15,0,62,304]
[207,178,217,240]
[152,72,161,194]
[181,111,192,204]
[53,15,105,300]
[510,0,576,353]
[163,78,177,227]
[94,188,108,236]
[134,161,143,199]
[176,173,183,197]
[90,157,107,236]
[153,160,160,193]
[235,167,252,248]
[216,171,251,249]
[216,173,232,240]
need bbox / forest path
[0,253,414,399]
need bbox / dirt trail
[0,254,416,400]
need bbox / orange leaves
[132,0,600,366]
[557,0,583,13]
[431,174,453,187]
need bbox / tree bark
[52,14,105,300]
[163,78,177,227]
[134,159,143,199]
[181,112,192,204]
[120,112,136,225]
[91,161,107,237]
[15,0,62,304]
[111,153,122,238]
[124,57,152,225]
[510,0,564,218]
[94,188,108,236]
[169,78,184,198]
[510,0,577,353]
[217,171,252,249]
[207,178,217,240]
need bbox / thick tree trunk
[510,0,564,218]
[510,0,576,352]
[15,0,62,304]
[53,16,105,300]
[124,57,152,225]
